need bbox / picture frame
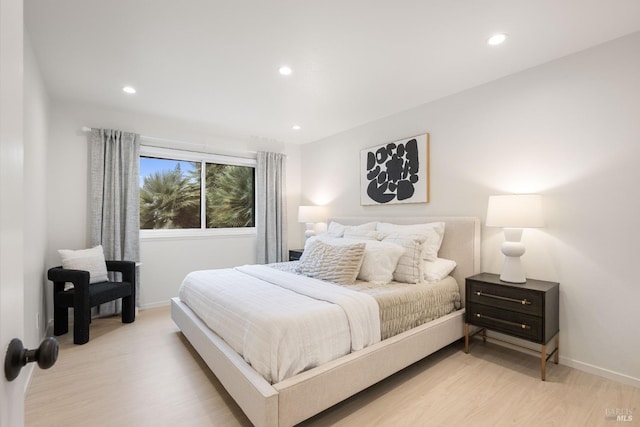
[360,133,430,205]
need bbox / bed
[171,216,480,426]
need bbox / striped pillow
[296,239,366,285]
[382,234,427,284]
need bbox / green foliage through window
[205,164,255,228]
[140,156,255,230]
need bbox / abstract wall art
[360,133,430,205]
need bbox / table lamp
[298,206,327,239]
[486,194,544,283]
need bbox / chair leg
[53,306,69,336]
[122,296,135,324]
[73,307,91,345]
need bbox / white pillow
[356,240,405,284]
[58,245,109,284]
[382,234,426,284]
[296,239,366,285]
[424,258,457,283]
[327,221,378,237]
[377,222,445,261]
[315,235,405,285]
[343,229,386,241]
[326,221,345,237]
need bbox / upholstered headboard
[328,216,481,307]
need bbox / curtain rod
[81,126,258,156]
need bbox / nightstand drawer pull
[475,313,531,329]
[475,291,531,305]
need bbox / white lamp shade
[297,205,327,223]
[486,195,544,228]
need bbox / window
[139,146,255,234]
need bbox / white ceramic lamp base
[304,223,316,239]
[500,228,527,283]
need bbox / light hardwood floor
[26,306,639,426]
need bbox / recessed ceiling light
[292,124,301,130]
[487,33,507,46]
[278,66,293,76]
[122,86,137,94]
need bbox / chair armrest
[48,267,90,284]
[47,267,91,293]
[106,260,136,285]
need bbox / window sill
[140,227,256,240]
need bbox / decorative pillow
[313,236,405,285]
[326,221,378,237]
[58,245,109,284]
[424,258,457,283]
[377,222,445,261]
[303,235,319,251]
[355,240,405,284]
[326,221,345,237]
[382,234,427,284]
[343,229,387,241]
[296,239,366,285]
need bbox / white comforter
[178,265,381,383]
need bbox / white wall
[46,101,301,308]
[23,34,49,349]
[300,32,640,386]
[1,0,26,419]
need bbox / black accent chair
[47,261,136,345]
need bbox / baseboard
[470,329,640,388]
[559,356,640,389]
[138,300,171,310]
[42,302,169,335]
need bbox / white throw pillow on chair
[58,245,109,285]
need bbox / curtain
[88,128,140,315]
[256,152,287,263]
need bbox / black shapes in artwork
[367,180,395,204]
[396,180,415,201]
[405,138,419,175]
[385,154,403,182]
[364,137,421,204]
[367,152,376,170]
[367,165,380,181]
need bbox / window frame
[139,145,257,239]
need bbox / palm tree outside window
[139,150,255,230]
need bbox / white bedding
[178,265,380,384]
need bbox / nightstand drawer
[467,304,543,342]
[467,280,542,316]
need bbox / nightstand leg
[554,334,559,364]
[541,343,547,381]
[464,323,469,353]
[481,328,487,343]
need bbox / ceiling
[25,0,640,145]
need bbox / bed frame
[171,216,480,426]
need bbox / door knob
[4,337,58,381]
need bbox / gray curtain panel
[256,152,287,263]
[88,128,140,315]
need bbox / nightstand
[288,249,303,261]
[464,272,559,380]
